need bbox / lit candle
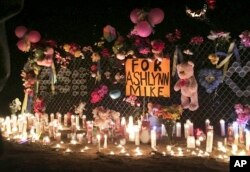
[189,122,193,136]
[187,136,195,148]
[77,133,84,143]
[166,145,172,152]
[206,128,214,153]
[97,134,101,152]
[239,125,244,144]
[50,113,54,122]
[234,134,239,145]
[220,119,225,137]
[82,115,86,129]
[76,115,80,129]
[246,130,250,151]
[71,115,75,127]
[161,124,166,136]
[176,122,181,137]
[205,119,210,132]
[128,116,134,142]
[134,125,140,146]
[151,127,157,149]
[232,121,238,135]
[103,134,108,148]
[64,114,68,127]
[57,113,62,125]
[184,123,189,138]
[217,141,223,150]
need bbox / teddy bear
[174,61,199,111]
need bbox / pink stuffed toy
[174,61,199,111]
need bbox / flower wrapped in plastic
[234,103,250,127]
[239,30,250,48]
[198,68,223,93]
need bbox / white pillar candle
[57,113,62,125]
[205,119,210,132]
[76,115,80,129]
[103,134,108,148]
[161,124,166,136]
[239,125,244,144]
[18,117,24,133]
[184,123,189,138]
[82,115,86,129]
[134,125,140,146]
[44,113,49,125]
[128,116,134,142]
[50,113,54,122]
[5,116,11,135]
[64,114,68,127]
[246,130,250,151]
[220,119,225,137]
[234,134,239,145]
[151,127,157,149]
[97,134,101,152]
[71,115,75,126]
[232,121,238,135]
[189,122,194,136]
[176,122,181,137]
[206,130,213,153]
[187,136,196,148]
[36,122,41,137]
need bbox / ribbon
[172,46,183,77]
[21,91,28,113]
[50,61,57,94]
[215,41,240,80]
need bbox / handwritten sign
[125,58,170,97]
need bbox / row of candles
[0,113,250,158]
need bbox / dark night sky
[0,0,250,115]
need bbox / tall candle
[82,115,86,129]
[206,129,213,153]
[57,113,62,125]
[97,134,101,152]
[103,134,108,148]
[161,124,166,136]
[187,136,195,148]
[189,122,193,136]
[184,123,189,138]
[128,116,134,142]
[234,134,239,145]
[232,121,238,135]
[50,113,54,122]
[205,119,210,132]
[151,127,157,149]
[71,115,75,126]
[55,132,61,142]
[246,130,250,151]
[134,125,140,146]
[64,114,68,127]
[176,122,181,137]
[239,125,244,144]
[76,115,80,129]
[220,119,225,137]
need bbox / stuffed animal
[174,61,199,111]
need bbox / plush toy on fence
[174,61,199,111]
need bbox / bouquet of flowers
[234,103,250,127]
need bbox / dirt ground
[0,139,229,172]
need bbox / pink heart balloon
[27,30,41,43]
[15,26,28,38]
[148,8,164,25]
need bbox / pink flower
[90,92,102,104]
[189,36,204,45]
[100,48,110,58]
[151,40,165,54]
[139,47,150,54]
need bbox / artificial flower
[207,31,231,42]
[91,52,101,62]
[239,30,250,48]
[208,54,219,65]
[234,103,250,126]
[189,36,204,45]
[151,40,165,54]
[198,68,223,93]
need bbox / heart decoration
[224,61,250,97]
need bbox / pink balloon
[17,39,30,52]
[27,30,41,43]
[15,26,28,38]
[135,21,152,37]
[148,8,164,25]
[130,9,141,24]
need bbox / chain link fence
[37,41,250,130]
